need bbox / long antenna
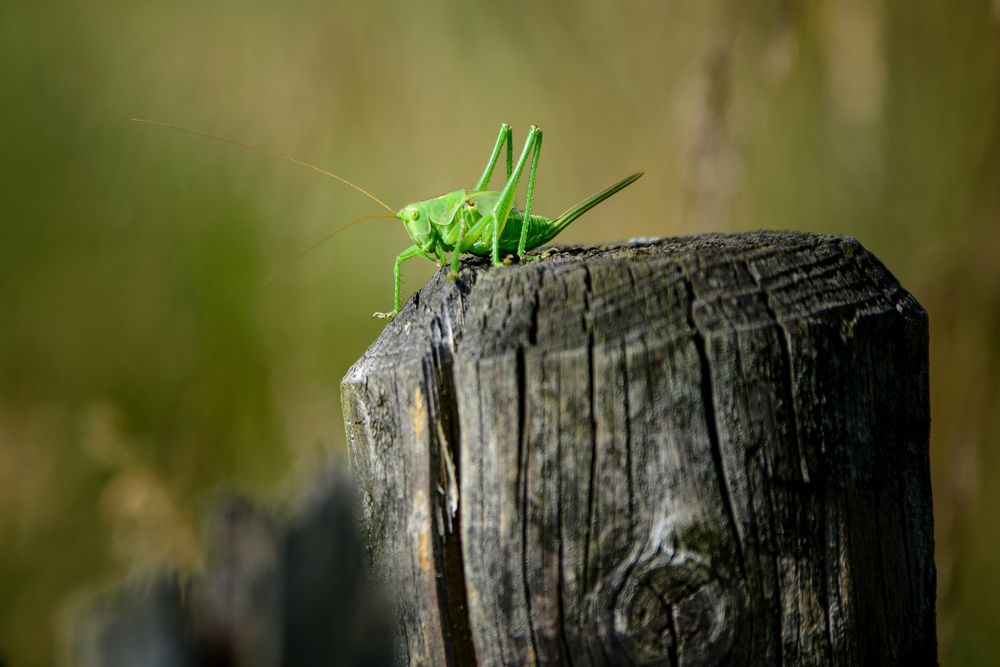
[263,213,398,286]
[131,118,396,214]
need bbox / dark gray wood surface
[342,232,936,666]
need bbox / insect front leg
[474,123,512,191]
[373,245,424,320]
[490,126,542,265]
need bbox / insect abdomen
[464,212,554,256]
[495,213,555,252]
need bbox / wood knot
[612,551,741,666]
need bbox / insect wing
[464,191,517,218]
[425,190,467,226]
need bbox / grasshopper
[132,120,642,319]
[382,124,642,318]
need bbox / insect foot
[447,272,459,282]
[372,310,398,320]
[501,255,516,266]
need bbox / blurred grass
[1,0,998,664]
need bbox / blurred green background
[1,0,998,663]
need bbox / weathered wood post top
[343,232,935,666]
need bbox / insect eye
[408,208,420,221]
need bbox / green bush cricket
[132,120,642,319]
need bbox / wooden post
[342,232,936,666]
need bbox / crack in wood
[679,258,746,573]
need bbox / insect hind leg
[474,123,512,191]
[516,129,542,259]
[490,126,542,265]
